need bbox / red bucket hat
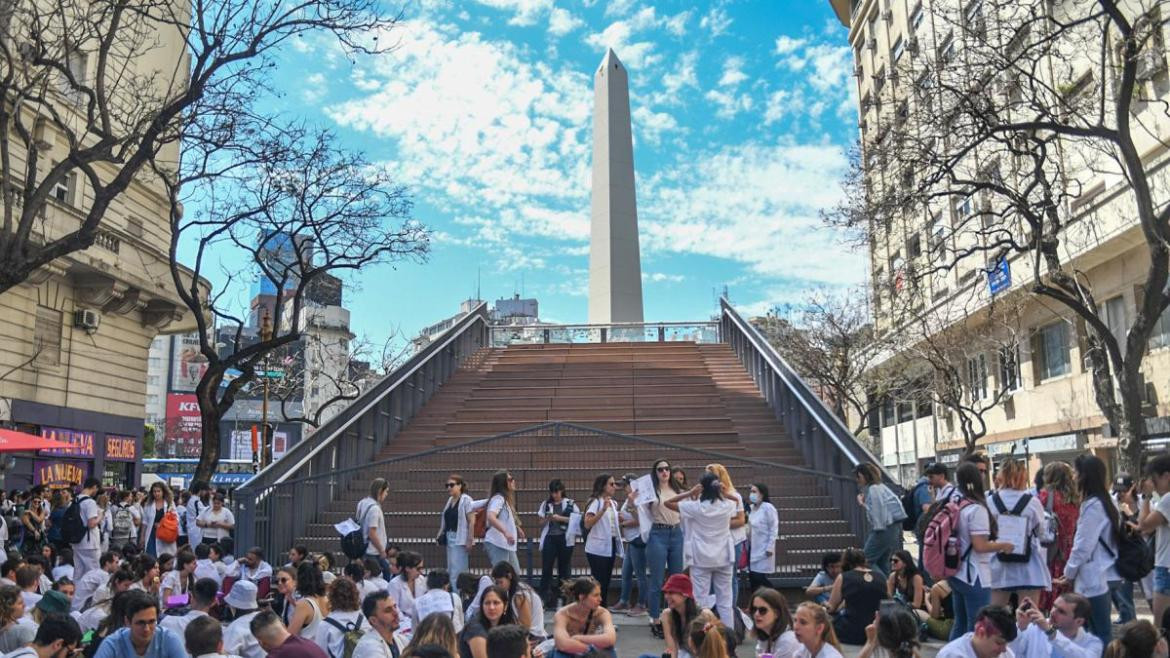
[661,573,694,599]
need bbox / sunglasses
[445,483,458,488]
[276,577,292,584]
[891,558,901,564]
[657,466,671,472]
[751,606,771,616]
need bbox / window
[998,344,1020,391]
[906,234,922,259]
[967,353,988,402]
[892,36,905,63]
[34,306,62,367]
[897,400,914,423]
[939,34,956,63]
[1152,305,1170,349]
[1035,321,1071,380]
[1100,296,1129,357]
[875,66,887,93]
[881,396,896,427]
[964,0,985,36]
[929,218,946,262]
[50,166,76,205]
[910,3,924,31]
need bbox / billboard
[170,333,209,393]
[229,429,289,461]
[39,427,95,458]
[164,394,203,458]
[34,460,90,488]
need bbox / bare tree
[830,0,1170,471]
[164,125,429,484]
[754,287,896,437]
[0,0,397,293]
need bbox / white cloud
[663,11,691,36]
[640,141,863,286]
[699,7,732,37]
[659,50,699,100]
[548,7,584,36]
[604,0,638,17]
[632,105,680,144]
[585,7,664,69]
[763,89,791,124]
[774,35,806,56]
[469,0,553,26]
[643,272,685,283]
[301,73,327,103]
[718,56,748,87]
[705,88,753,119]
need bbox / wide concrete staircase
[290,342,859,584]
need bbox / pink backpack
[922,498,973,581]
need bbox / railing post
[600,328,607,343]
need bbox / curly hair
[327,577,361,612]
[0,586,21,624]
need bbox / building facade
[829,0,1170,484]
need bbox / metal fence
[718,297,898,539]
[490,321,719,346]
[231,303,491,553]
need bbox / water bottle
[945,534,960,568]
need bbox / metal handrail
[719,298,897,539]
[232,302,491,551]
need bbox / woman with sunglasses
[288,561,329,638]
[886,549,928,622]
[583,473,623,607]
[639,458,686,638]
[750,587,799,657]
[274,566,299,627]
[538,479,579,607]
[484,470,523,572]
[388,551,429,633]
[437,474,475,584]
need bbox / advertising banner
[38,427,95,458]
[229,429,288,461]
[171,333,209,393]
[165,394,202,458]
[33,460,90,488]
[104,435,138,462]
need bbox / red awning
[0,428,78,453]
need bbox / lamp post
[260,309,272,468]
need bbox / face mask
[749,493,760,504]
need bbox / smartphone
[1019,599,1033,612]
[879,600,900,617]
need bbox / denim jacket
[864,483,907,530]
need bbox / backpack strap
[991,492,1008,514]
[1009,494,1032,516]
[1098,536,1117,559]
[1045,489,1055,513]
[390,638,400,658]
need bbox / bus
[140,458,254,491]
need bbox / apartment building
[0,6,200,489]
[828,0,1170,483]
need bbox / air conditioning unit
[907,37,919,54]
[882,9,893,22]
[854,64,864,77]
[867,38,877,51]
[73,308,100,334]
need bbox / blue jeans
[550,649,616,658]
[484,542,520,572]
[446,532,469,584]
[645,525,684,618]
[864,523,903,581]
[948,576,990,640]
[370,554,393,581]
[619,540,648,606]
[1111,580,1136,624]
[1088,589,1114,647]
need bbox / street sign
[987,257,1010,295]
[257,370,284,379]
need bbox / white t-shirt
[357,497,387,556]
[955,503,992,587]
[755,629,800,657]
[729,495,747,545]
[76,496,101,550]
[677,498,736,568]
[161,570,188,598]
[1155,493,1170,568]
[793,643,846,658]
[198,507,235,541]
[484,495,516,550]
[316,610,372,657]
[584,499,622,557]
[160,609,207,639]
[224,611,265,658]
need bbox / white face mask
[749,492,760,504]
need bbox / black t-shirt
[458,618,489,658]
[444,505,459,534]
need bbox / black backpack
[62,496,89,545]
[341,502,374,560]
[901,481,928,531]
[1101,527,1154,581]
[991,492,1034,564]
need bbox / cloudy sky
[252,0,863,345]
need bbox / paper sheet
[632,474,656,506]
[566,511,582,544]
[334,518,360,536]
[414,592,455,622]
[997,514,1028,557]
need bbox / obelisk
[588,49,645,324]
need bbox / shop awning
[0,428,78,453]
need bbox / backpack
[1101,526,1154,581]
[1040,490,1061,563]
[922,498,973,581]
[472,508,487,540]
[901,481,929,531]
[156,508,180,544]
[110,505,134,543]
[62,496,89,545]
[341,502,374,560]
[323,615,366,658]
[990,493,1034,564]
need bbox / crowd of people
[7,450,1170,657]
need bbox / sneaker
[626,605,648,617]
[611,601,630,612]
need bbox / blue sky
[205,0,866,349]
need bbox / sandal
[650,621,664,639]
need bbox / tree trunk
[1115,371,1148,475]
[194,375,225,486]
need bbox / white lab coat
[748,502,779,573]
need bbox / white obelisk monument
[588,49,645,324]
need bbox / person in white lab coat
[746,482,779,593]
[663,473,737,630]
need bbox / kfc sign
[165,394,202,457]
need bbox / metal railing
[490,321,719,347]
[232,303,491,553]
[719,297,898,540]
